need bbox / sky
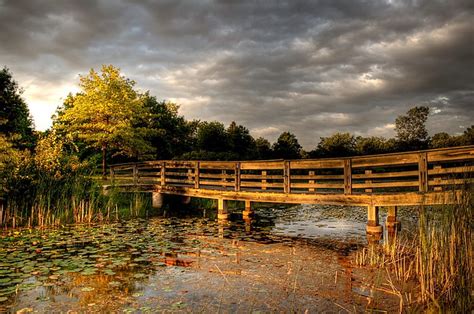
[0,0,473,149]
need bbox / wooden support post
[152,192,163,209]
[160,162,166,186]
[308,170,315,192]
[187,168,193,184]
[433,165,442,191]
[418,152,428,192]
[386,205,401,231]
[344,159,352,195]
[366,205,382,235]
[109,167,115,184]
[242,200,254,218]
[284,161,291,194]
[365,169,373,193]
[222,170,227,188]
[217,199,228,220]
[194,162,200,189]
[261,170,267,190]
[234,162,240,192]
[133,165,138,185]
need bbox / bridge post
[217,198,228,220]
[242,200,254,218]
[366,205,382,239]
[152,192,164,209]
[386,206,401,234]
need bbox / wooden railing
[109,146,474,196]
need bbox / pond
[0,204,417,312]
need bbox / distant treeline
[1,65,473,180]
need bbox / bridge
[107,145,473,238]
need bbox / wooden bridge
[107,145,473,237]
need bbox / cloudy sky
[1,0,473,148]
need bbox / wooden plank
[290,159,344,169]
[352,154,419,168]
[199,180,235,187]
[199,161,236,169]
[352,170,419,179]
[364,169,372,193]
[433,165,442,191]
[164,171,195,177]
[163,161,195,168]
[290,174,344,180]
[241,174,283,180]
[428,165,474,175]
[284,161,291,193]
[344,159,352,195]
[199,173,235,179]
[418,153,428,192]
[261,170,267,191]
[194,162,200,189]
[160,162,165,186]
[428,178,474,186]
[308,171,315,192]
[165,178,194,184]
[156,185,463,206]
[428,147,474,162]
[240,182,285,188]
[290,183,344,189]
[240,161,284,170]
[235,162,240,192]
[353,181,419,189]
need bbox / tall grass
[0,170,151,229]
[354,184,473,311]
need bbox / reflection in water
[0,204,413,312]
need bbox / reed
[353,184,473,311]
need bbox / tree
[460,125,474,145]
[141,95,194,159]
[56,65,152,177]
[312,132,356,157]
[395,106,430,150]
[227,121,256,160]
[255,137,273,160]
[0,67,35,149]
[430,132,460,149]
[355,136,390,155]
[196,121,229,153]
[272,131,302,159]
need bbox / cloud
[0,0,472,148]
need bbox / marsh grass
[354,184,473,311]
[0,170,151,229]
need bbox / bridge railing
[109,145,474,195]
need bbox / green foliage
[461,125,474,145]
[0,67,36,149]
[313,132,356,157]
[272,131,302,159]
[227,121,256,160]
[56,65,153,175]
[196,121,229,153]
[355,136,392,155]
[255,137,273,160]
[430,132,461,149]
[395,106,430,150]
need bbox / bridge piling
[386,206,401,234]
[366,205,383,239]
[242,200,254,218]
[217,199,228,220]
[152,192,164,209]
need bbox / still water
[0,204,416,312]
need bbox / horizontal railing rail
[108,145,474,196]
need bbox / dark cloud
[0,0,472,147]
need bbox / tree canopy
[395,106,430,150]
[56,65,153,176]
[0,67,35,149]
[272,131,302,159]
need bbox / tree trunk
[102,144,107,179]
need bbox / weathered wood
[290,159,344,169]
[344,159,352,195]
[241,174,283,180]
[352,170,418,179]
[241,182,285,188]
[290,183,343,189]
[261,170,267,190]
[308,171,315,192]
[352,154,418,168]
[194,162,200,189]
[240,161,284,170]
[235,162,240,192]
[433,165,443,191]
[353,181,419,189]
[291,174,344,180]
[199,180,235,187]
[428,165,474,175]
[160,162,166,186]
[428,147,474,162]
[284,161,291,194]
[418,152,428,192]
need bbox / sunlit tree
[56,65,152,177]
[272,131,302,159]
[395,106,430,150]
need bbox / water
[0,204,414,312]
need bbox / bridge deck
[107,145,473,207]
